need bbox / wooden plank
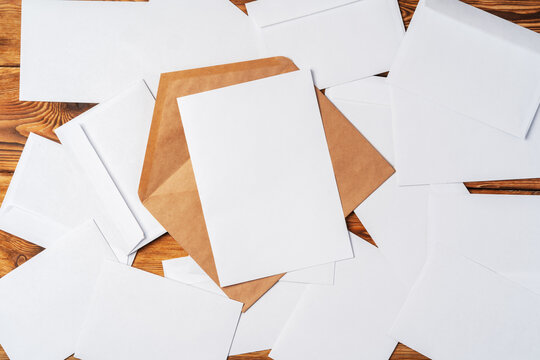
[398,0,540,29]
[0,0,20,67]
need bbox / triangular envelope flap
[326,77,391,106]
[315,91,394,215]
[247,0,360,27]
[0,132,43,208]
[162,256,210,284]
[423,0,540,56]
[0,205,68,248]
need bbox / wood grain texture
[0,0,540,359]
[0,0,20,67]
[0,67,94,171]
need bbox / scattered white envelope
[429,189,540,294]
[391,86,540,185]
[75,261,242,360]
[55,81,165,256]
[270,233,407,360]
[177,69,352,286]
[388,0,540,138]
[0,221,116,360]
[20,0,261,102]
[326,77,468,288]
[246,0,404,89]
[162,256,308,356]
[390,244,540,360]
[0,133,135,264]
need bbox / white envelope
[391,86,540,185]
[162,256,308,355]
[0,133,135,264]
[163,256,334,286]
[429,190,540,294]
[326,77,467,288]
[20,0,261,102]
[55,81,165,256]
[390,244,540,360]
[270,234,407,360]
[388,0,540,138]
[75,261,242,360]
[246,0,404,89]
[0,221,117,360]
[177,69,352,286]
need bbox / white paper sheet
[177,70,352,286]
[20,0,261,102]
[429,190,540,294]
[0,133,135,264]
[75,261,242,360]
[246,0,404,89]
[162,256,308,355]
[391,86,540,185]
[388,0,540,138]
[390,244,540,360]
[326,77,468,288]
[270,233,407,360]
[55,81,165,255]
[0,221,117,360]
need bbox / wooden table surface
[1,0,540,359]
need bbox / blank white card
[0,221,116,360]
[178,70,352,286]
[391,244,540,360]
[75,261,242,360]
[388,0,540,138]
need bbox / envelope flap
[247,0,359,27]
[0,205,68,249]
[422,0,540,55]
[162,256,210,284]
[325,77,391,106]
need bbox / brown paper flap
[139,57,394,311]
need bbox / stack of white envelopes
[1,0,540,359]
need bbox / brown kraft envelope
[139,57,394,311]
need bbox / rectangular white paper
[429,190,540,294]
[326,77,468,288]
[391,86,540,185]
[0,134,135,264]
[20,0,261,102]
[390,244,540,360]
[75,261,242,360]
[388,0,540,138]
[55,81,165,255]
[270,234,407,360]
[247,0,404,89]
[177,70,352,286]
[162,256,308,355]
[0,221,116,360]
